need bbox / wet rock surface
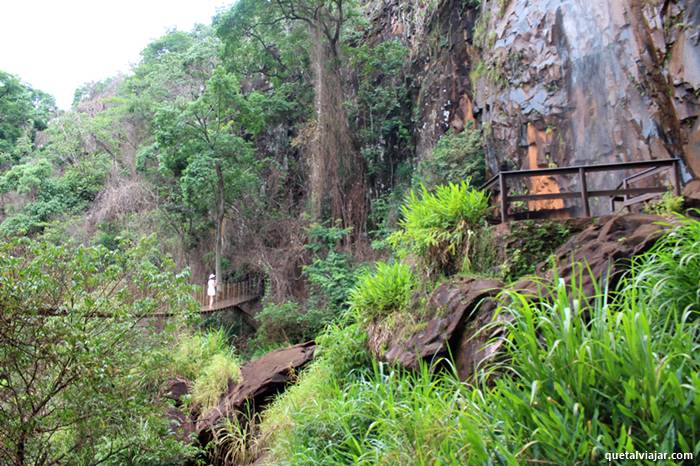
[473,0,699,210]
[367,0,698,215]
[683,178,700,210]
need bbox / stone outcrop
[196,341,315,443]
[368,214,669,379]
[367,277,503,377]
[683,178,700,210]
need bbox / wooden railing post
[672,159,682,196]
[499,173,508,223]
[579,167,591,217]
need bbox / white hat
[209,274,215,279]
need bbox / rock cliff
[367,0,699,213]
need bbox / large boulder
[519,214,669,297]
[683,179,700,211]
[196,341,315,442]
[367,277,503,379]
[368,214,670,380]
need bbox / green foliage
[0,237,200,464]
[259,219,700,465]
[347,39,413,188]
[643,191,684,215]
[0,70,56,158]
[460,224,500,276]
[252,301,310,346]
[348,261,416,320]
[192,352,241,412]
[303,223,359,312]
[470,261,699,463]
[251,224,362,352]
[389,181,490,275]
[500,220,572,281]
[269,361,483,465]
[0,153,111,237]
[0,158,52,194]
[630,215,700,314]
[414,124,486,189]
[170,328,234,380]
[259,320,371,460]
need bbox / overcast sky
[0,0,232,109]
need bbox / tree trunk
[310,25,367,243]
[215,161,225,290]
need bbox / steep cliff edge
[367,0,698,213]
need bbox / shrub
[191,353,241,412]
[414,124,486,189]
[348,261,417,320]
[643,191,684,215]
[389,181,489,275]
[303,223,359,313]
[500,219,572,281]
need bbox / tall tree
[153,66,265,286]
[218,0,367,241]
[276,0,367,239]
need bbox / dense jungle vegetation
[1,0,698,464]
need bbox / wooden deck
[200,293,259,315]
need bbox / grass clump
[191,353,241,412]
[171,329,232,380]
[258,321,371,460]
[348,261,416,320]
[631,215,700,314]
[169,329,241,413]
[389,181,489,275]
[643,191,684,215]
[474,263,699,463]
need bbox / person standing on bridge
[207,274,217,309]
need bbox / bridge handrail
[480,158,682,222]
[194,277,263,308]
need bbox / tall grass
[169,329,241,412]
[192,353,241,412]
[477,267,699,464]
[256,217,700,465]
[171,329,233,380]
[630,215,700,315]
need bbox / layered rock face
[475,0,699,214]
[368,0,699,214]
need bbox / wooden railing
[193,277,264,309]
[481,158,682,223]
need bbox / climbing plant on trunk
[272,0,368,241]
